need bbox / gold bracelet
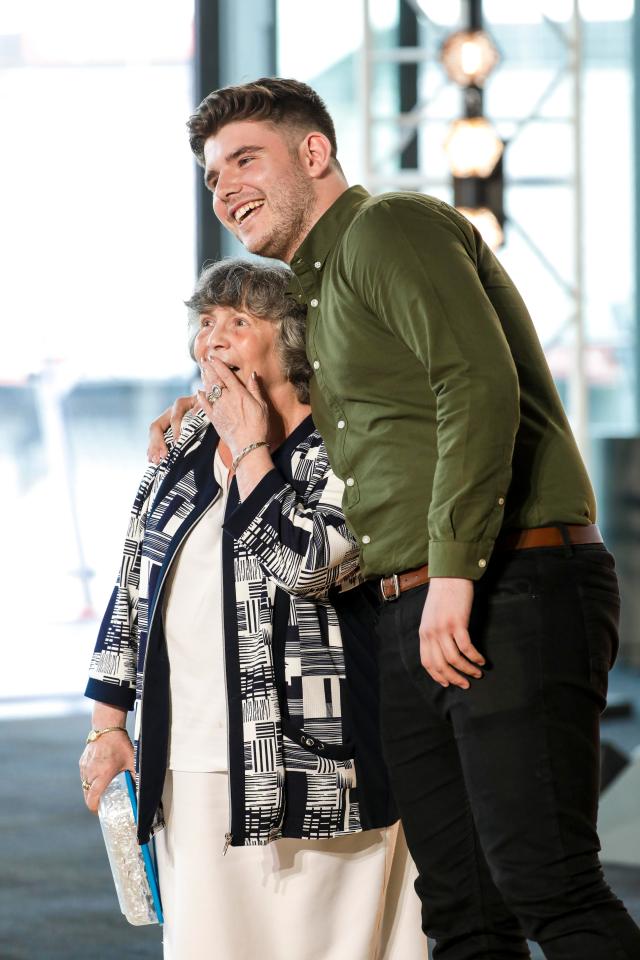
[86,726,130,744]
[232,440,270,472]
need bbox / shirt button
[362,535,371,544]
[478,558,487,569]
[498,497,505,506]
[310,298,319,307]
[337,419,346,429]
[346,477,355,487]
[313,360,320,370]
[314,261,322,269]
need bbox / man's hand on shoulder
[419,577,485,689]
[147,395,198,464]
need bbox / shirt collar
[288,185,370,295]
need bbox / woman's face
[192,304,284,391]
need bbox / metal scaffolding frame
[359,0,588,453]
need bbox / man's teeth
[234,200,264,223]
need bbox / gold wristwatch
[86,726,130,744]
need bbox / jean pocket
[577,581,620,707]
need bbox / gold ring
[81,778,92,791]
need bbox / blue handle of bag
[124,770,164,924]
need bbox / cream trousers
[155,771,428,960]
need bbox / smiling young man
[183,78,640,959]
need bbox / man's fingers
[420,628,484,689]
[421,644,469,689]
[455,631,485,666]
[440,632,484,678]
[147,406,172,463]
[147,395,199,463]
[170,394,196,441]
[147,430,168,464]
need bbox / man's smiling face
[203,119,315,263]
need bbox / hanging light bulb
[440,28,500,87]
[457,207,504,250]
[444,117,504,178]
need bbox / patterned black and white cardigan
[86,411,396,846]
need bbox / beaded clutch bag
[98,771,164,925]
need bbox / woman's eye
[235,318,247,326]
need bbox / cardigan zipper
[220,471,234,854]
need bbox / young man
[182,77,640,958]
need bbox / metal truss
[359,0,588,451]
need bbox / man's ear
[298,132,334,179]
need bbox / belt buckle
[380,573,400,602]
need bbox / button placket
[307,303,360,509]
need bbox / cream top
[162,450,230,771]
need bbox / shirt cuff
[427,539,495,580]
[85,678,135,711]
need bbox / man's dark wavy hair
[187,77,339,169]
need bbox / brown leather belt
[379,523,603,601]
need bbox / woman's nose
[205,327,228,356]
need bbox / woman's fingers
[79,741,135,814]
[247,370,266,401]
[83,771,110,814]
[208,357,244,393]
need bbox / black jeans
[371,544,640,959]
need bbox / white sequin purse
[98,771,164,925]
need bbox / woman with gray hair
[79,259,426,960]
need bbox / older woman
[79,259,426,960]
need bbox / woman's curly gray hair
[185,258,311,404]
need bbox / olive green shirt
[289,186,596,581]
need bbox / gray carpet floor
[1,690,639,960]
[0,714,162,960]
